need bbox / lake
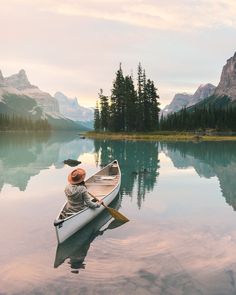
[1,133,236,295]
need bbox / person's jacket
[64,184,99,214]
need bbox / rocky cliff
[162,83,216,117]
[161,93,192,117]
[214,52,236,101]
[2,69,60,115]
[187,83,216,107]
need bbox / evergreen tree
[0,113,51,131]
[124,75,137,131]
[94,101,100,131]
[149,80,160,130]
[110,64,125,131]
[136,63,145,131]
[159,105,236,132]
[99,89,110,131]
[95,62,161,132]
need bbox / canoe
[54,160,121,244]
[54,194,122,270]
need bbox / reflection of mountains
[54,194,124,273]
[162,142,236,210]
[94,140,160,208]
[0,133,94,191]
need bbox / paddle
[90,194,129,223]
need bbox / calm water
[1,133,236,295]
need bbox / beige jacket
[64,184,99,215]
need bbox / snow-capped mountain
[54,92,94,122]
[0,69,91,130]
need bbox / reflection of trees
[0,132,94,192]
[94,140,160,208]
[162,141,236,211]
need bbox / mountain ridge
[162,83,216,117]
[0,70,93,130]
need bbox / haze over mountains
[0,70,93,130]
[1,51,236,129]
[54,92,93,122]
[162,52,236,116]
[161,83,216,117]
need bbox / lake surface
[1,133,236,295]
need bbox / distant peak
[19,69,26,75]
[197,83,216,89]
[4,69,34,90]
[18,69,29,81]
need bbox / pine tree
[94,101,101,131]
[136,63,145,131]
[95,62,161,133]
[110,64,125,131]
[124,75,137,131]
[149,80,160,130]
[99,89,110,131]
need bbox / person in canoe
[61,168,102,218]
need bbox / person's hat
[68,168,86,184]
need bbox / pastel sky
[1,0,236,108]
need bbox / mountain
[188,52,236,110]
[161,93,192,117]
[54,92,94,122]
[187,83,216,107]
[0,70,90,130]
[214,52,236,101]
[161,84,216,117]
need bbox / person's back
[62,168,100,218]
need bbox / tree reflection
[94,140,160,208]
[162,141,236,211]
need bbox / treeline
[160,106,236,131]
[0,113,51,131]
[94,63,160,132]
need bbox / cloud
[1,0,235,108]
[8,0,236,31]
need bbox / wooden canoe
[54,160,121,244]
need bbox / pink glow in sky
[1,0,236,107]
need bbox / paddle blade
[106,207,129,222]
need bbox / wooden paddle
[90,194,129,223]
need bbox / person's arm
[82,191,101,209]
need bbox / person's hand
[100,200,104,206]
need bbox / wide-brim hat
[68,168,86,184]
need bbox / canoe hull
[54,160,121,244]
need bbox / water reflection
[1,132,236,212]
[0,132,93,192]
[54,194,125,273]
[161,141,236,210]
[94,140,160,208]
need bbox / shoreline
[85,131,236,141]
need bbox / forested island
[93,63,236,137]
[94,63,160,132]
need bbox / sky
[0,0,236,108]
